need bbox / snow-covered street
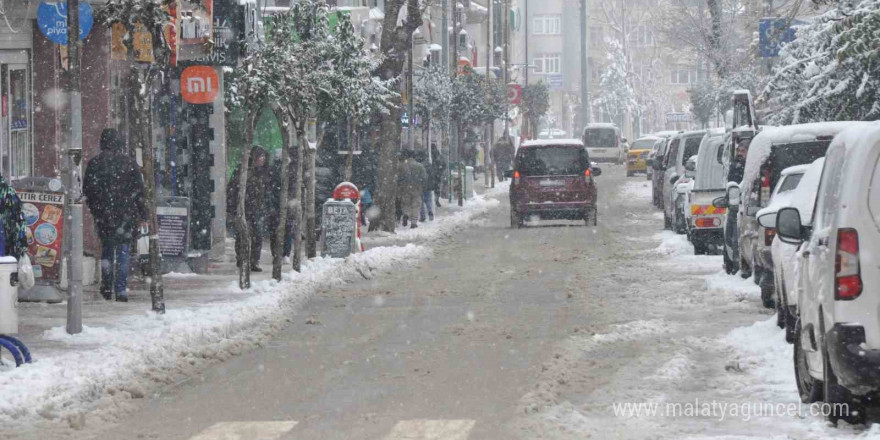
[6,170,879,439]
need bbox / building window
[629,26,654,47]
[670,69,692,85]
[533,15,561,35]
[534,53,561,74]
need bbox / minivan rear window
[769,140,831,188]
[682,136,701,165]
[631,139,656,151]
[517,146,589,177]
[583,128,617,149]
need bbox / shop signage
[157,205,189,257]
[178,0,243,67]
[508,84,523,105]
[111,22,155,63]
[17,191,64,281]
[177,0,213,62]
[666,112,690,123]
[37,2,94,45]
[181,66,219,104]
[321,200,358,258]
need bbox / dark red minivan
[507,139,601,228]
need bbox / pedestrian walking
[227,146,269,272]
[0,173,28,259]
[397,150,427,228]
[265,151,295,265]
[360,184,373,226]
[83,128,148,301]
[416,151,434,222]
[493,137,514,182]
[431,144,446,207]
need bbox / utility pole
[580,0,590,130]
[452,0,462,206]
[485,0,494,188]
[408,36,415,151]
[65,0,84,335]
[523,0,529,139]
[503,0,510,138]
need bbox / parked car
[757,158,825,343]
[650,133,677,206]
[507,139,602,228]
[626,136,659,177]
[671,155,697,234]
[686,129,726,255]
[582,123,624,164]
[662,130,705,230]
[777,123,880,425]
[734,122,864,308]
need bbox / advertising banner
[17,191,64,281]
[157,205,189,257]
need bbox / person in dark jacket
[415,150,435,222]
[265,152,296,265]
[493,137,515,182]
[83,128,148,301]
[397,149,427,228]
[227,146,269,272]
[430,144,446,207]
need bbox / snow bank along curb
[0,244,430,428]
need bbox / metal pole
[485,0,492,187]
[65,0,83,335]
[408,38,415,151]
[524,0,528,87]
[452,0,462,206]
[580,0,590,129]
[503,0,509,137]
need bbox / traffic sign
[37,2,94,45]
[508,84,523,105]
[181,66,219,104]
[547,74,564,90]
[759,18,805,58]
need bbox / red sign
[457,59,472,75]
[181,66,219,104]
[508,84,523,105]
[333,182,360,201]
[17,191,65,281]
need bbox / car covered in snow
[626,136,660,177]
[777,123,880,425]
[662,130,705,230]
[670,155,697,234]
[734,122,869,307]
[507,139,601,228]
[649,132,678,207]
[581,123,624,164]
[757,158,825,343]
[686,129,726,254]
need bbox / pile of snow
[388,192,501,242]
[704,270,761,302]
[0,245,430,428]
[654,231,693,256]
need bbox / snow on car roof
[521,139,584,148]
[584,123,619,130]
[781,164,810,176]
[675,130,707,139]
[742,121,874,187]
[652,130,679,138]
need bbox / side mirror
[776,207,804,244]
[712,196,729,209]
[591,167,602,177]
[503,169,514,178]
[669,174,680,185]
[757,210,777,229]
[727,184,741,206]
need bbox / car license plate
[593,149,606,154]
[539,179,565,187]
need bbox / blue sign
[548,74,564,90]
[37,2,94,46]
[759,18,805,58]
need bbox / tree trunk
[236,109,260,289]
[371,106,402,232]
[304,122,320,258]
[344,117,354,181]
[271,105,290,281]
[291,119,306,272]
[134,69,164,313]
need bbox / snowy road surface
[11,170,880,439]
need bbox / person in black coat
[227,146,269,271]
[83,128,148,301]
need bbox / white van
[776,123,880,425]
[582,123,623,164]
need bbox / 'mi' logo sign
[181,66,219,104]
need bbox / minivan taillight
[583,168,592,183]
[513,170,521,186]
[835,228,862,300]
[761,168,771,206]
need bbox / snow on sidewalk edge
[0,244,429,428]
